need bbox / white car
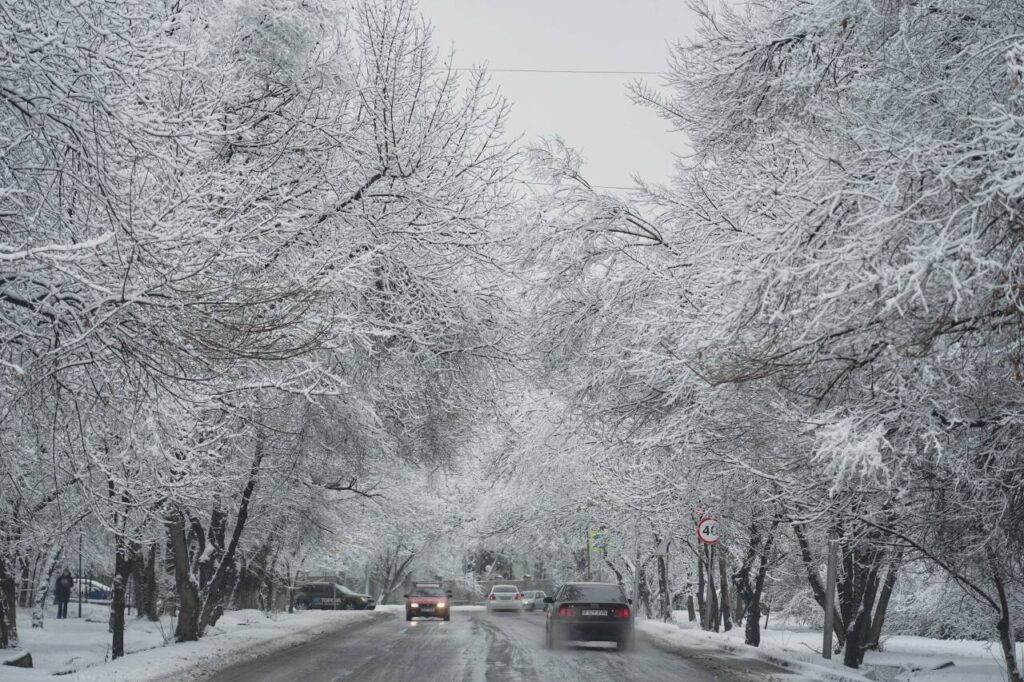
[521,590,547,611]
[486,584,523,612]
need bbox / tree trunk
[719,553,732,632]
[792,523,846,646]
[732,520,776,647]
[705,545,719,632]
[734,591,745,628]
[867,550,901,649]
[17,557,31,608]
[140,543,159,621]
[31,546,62,629]
[110,536,133,659]
[990,550,1024,682]
[0,556,17,648]
[686,594,696,622]
[655,537,671,622]
[839,541,882,669]
[131,543,145,619]
[638,567,654,619]
[199,439,265,632]
[169,512,201,642]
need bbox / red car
[404,582,452,621]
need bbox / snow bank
[640,612,1011,682]
[639,620,872,682]
[2,602,387,681]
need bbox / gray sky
[417,0,701,188]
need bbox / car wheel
[295,599,309,611]
[342,601,354,610]
[618,633,635,652]
[406,612,413,621]
[443,614,450,622]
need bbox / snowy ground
[2,602,384,681]
[640,612,1011,682]
[2,603,1013,681]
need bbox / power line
[524,180,641,191]
[452,67,666,76]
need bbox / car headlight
[410,602,419,608]
[437,602,447,609]
[360,597,368,602]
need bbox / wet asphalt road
[202,607,792,682]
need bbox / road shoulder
[67,609,391,682]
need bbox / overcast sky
[417,0,703,188]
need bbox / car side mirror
[627,598,633,604]
[543,596,554,604]
[446,592,453,598]
[403,594,408,598]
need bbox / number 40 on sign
[696,517,720,545]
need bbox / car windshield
[411,586,446,597]
[558,584,626,603]
[492,585,517,593]
[299,583,331,593]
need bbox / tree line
[0,0,517,656]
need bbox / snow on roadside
[639,613,1009,682]
[1,603,387,681]
[639,619,872,682]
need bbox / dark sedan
[292,582,376,610]
[544,582,634,651]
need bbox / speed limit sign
[696,517,720,545]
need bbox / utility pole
[632,515,641,612]
[823,539,838,659]
[77,529,83,618]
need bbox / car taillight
[612,606,631,619]
[557,605,574,617]
[488,594,496,600]
[514,593,522,600]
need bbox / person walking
[55,568,74,619]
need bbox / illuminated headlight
[437,602,447,609]
[410,602,419,608]
[360,597,368,602]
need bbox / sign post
[697,516,721,631]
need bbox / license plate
[421,607,434,612]
[581,609,607,616]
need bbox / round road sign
[696,517,720,545]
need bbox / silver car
[486,584,522,612]
[521,590,548,612]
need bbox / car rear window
[492,585,517,592]
[559,584,626,602]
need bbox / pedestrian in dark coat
[55,568,74,619]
